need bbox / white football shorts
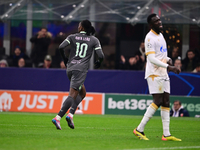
[147,76,170,94]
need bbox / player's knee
[162,101,170,107]
[79,90,86,99]
[80,93,86,99]
[79,86,86,99]
[153,101,161,107]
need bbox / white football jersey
[145,29,169,79]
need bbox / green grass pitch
[0,112,200,150]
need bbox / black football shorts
[67,70,87,91]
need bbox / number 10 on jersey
[75,42,88,58]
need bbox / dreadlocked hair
[81,20,95,36]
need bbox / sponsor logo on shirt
[71,60,81,64]
[160,45,167,52]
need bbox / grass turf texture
[0,112,200,150]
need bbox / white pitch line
[123,146,200,150]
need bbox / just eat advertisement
[0,90,103,114]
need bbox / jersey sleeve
[94,38,102,51]
[59,35,72,49]
[65,35,72,44]
[148,53,168,68]
[94,38,104,59]
[145,37,155,56]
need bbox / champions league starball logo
[147,43,152,48]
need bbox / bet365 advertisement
[104,94,200,117]
[0,90,199,117]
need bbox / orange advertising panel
[0,90,103,114]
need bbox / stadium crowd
[0,27,200,72]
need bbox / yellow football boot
[162,135,182,141]
[133,128,149,140]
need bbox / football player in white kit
[133,14,181,141]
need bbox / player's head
[78,20,95,36]
[147,13,163,34]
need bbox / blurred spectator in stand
[169,46,180,65]
[18,58,26,68]
[119,42,146,70]
[0,59,9,67]
[128,41,146,70]
[182,49,200,72]
[136,42,146,63]
[38,55,53,69]
[0,47,9,60]
[52,32,67,68]
[60,60,66,69]
[133,41,146,70]
[119,55,129,70]
[193,62,200,73]
[128,56,140,70]
[0,47,12,66]
[9,46,29,67]
[170,100,189,117]
[174,57,183,71]
[30,27,52,67]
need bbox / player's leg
[66,85,86,129]
[160,92,171,137]
[52,70,78,130]
[135,94,162,132]
[52,87,78,130]
[66,71,87,129]
[161,91,181,141]
[65,87,79,129]
[134,98,159,140]
[69,84,86,115]
[61,87,79,118]
[134,77,162,140]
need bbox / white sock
[161,106,171,136]
[69,113,74,118]
[137,103,158,132]
[56,115,61,121]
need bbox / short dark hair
[40,27,47,31]
[174,100,181,105]
[187,49,195,54]
[147,13,157,24]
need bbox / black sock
[136,129,145,135]
[69,95,82,114]
[58,96,74,118]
